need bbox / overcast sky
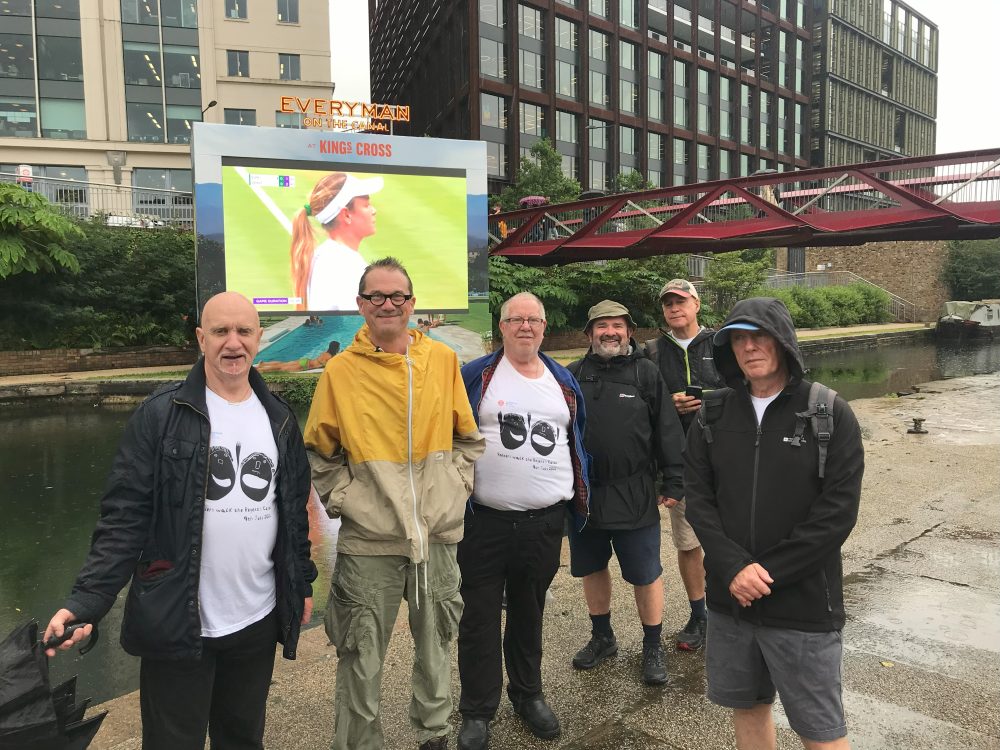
[330,2,999,156]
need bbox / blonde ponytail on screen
[288,172,348,311]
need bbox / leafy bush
[262,373,321,406]
[0,219,196,350]
[0,183,82,278]
[757,283,891,328]
[702,252,768,317]
[943,239,1000,300]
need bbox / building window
[224,108,256,125]
[227,50,249,77]
[480,93,507,129]
[620,80,637,114]
[279,53,300,80]
[519,49,544,88]
[126,101,165,142]
[133,168,193,222]
[0,97,37,138]
[648,87,663,121]
[37,36,84,81]
[275,111,304,128]
[556,17,577,50]
[518,5,543,40]
[673,138,688,185]
[159,0,198,27]
[122,0,158,24]
[589,71,608,108]
[619,0,637,28]
[589,0,607,18]
[589,160,606,190]
[225,0,246,19]
[519,102,545,137]
[673,59,688,129]
[561,154,577,180]
[0,33,35,78]
[164,45,200,88]
[589,29,607,61]
[486,140,507,177]
[697,67,711,133]
[556,61,577,99]
[166,104,200,144]
[277,0,298,22]
[589,118,608,149]
[556,110,577,142]
[480,0,505,27]
[124,42,162,85]
[37,0,81,18]
[619,125,636,156]
[40,99,86,139]
[480,38,506,80]
[620,40,636,70]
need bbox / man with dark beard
[567,301,685,685]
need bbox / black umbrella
[0,621,107,750]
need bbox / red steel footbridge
[489,148,1000,265]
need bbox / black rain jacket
[568,343,684,530]
[684,298,864,631]
[63,361,317,660]
[645,326,725,431]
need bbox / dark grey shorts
[705,612,847,743]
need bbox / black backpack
[697,381,837,479]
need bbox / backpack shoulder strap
[697,387,732,445]
[791,381,837,479]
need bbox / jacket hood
[712,297,805,386]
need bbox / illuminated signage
[278,97,410,131]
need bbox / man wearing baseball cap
[684,297,863,749]
[644,278,725,653]
[567,301,685,685]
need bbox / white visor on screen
[314,175,384,225]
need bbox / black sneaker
[572,632,618,669]
[676,614,707,652]
[642,642,668,685]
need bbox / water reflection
[1,335,998,703]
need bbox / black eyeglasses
[360,292,412,306]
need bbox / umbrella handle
[41,621,100,655]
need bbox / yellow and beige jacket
[303,325,485,562]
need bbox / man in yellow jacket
[304,257,485,750]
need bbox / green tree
[610,170,655,194]
[943,239,1000,300]
[488,255,577,332]
[702,251,768,318]
[0,183,82,278]
[0,219,196,349]
[497,139,581,210]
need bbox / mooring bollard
[907,417,928,434]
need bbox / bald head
[200,291,260,329]
[196,292,263,397]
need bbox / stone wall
[776,240,950,321]
[0,345,197,377]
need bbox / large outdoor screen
[192,124,488,316]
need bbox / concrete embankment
[79,373,999,750]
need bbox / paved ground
[78,372,999,750]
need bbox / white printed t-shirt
[306,238,368,311]
[201,388,279,637]
[472,355,574,511]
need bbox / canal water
[1,335,999,704]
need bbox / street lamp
[200,100,218,117]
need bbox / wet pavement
[80,374,1000,749]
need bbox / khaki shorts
[667,498,701,551]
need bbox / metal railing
[0,172,194,229]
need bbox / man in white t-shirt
[457,292,590,750]
[46,292,316,750]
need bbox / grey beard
[594,340,629,359]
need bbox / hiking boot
[512,694,560,740]
[457,717,489,750]
[571,632,618,669]
[642,642,668,685]
[419,736,448,750]
[676,614,707,652]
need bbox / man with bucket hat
[644,278,725,652]
[567,300,685,685]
